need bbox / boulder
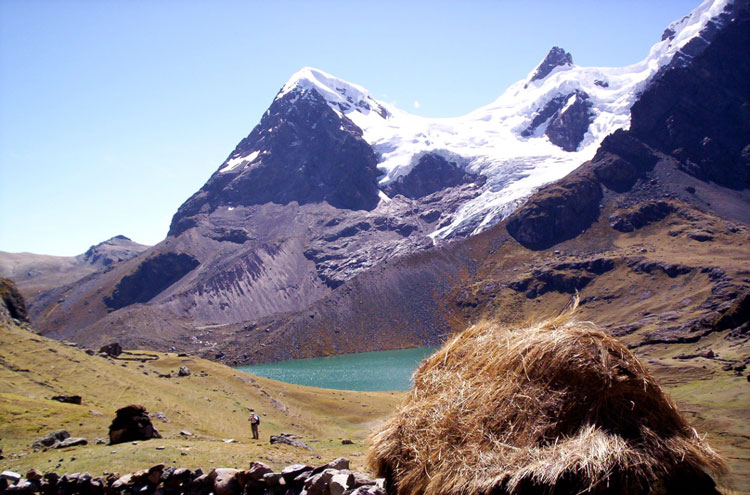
[280,464,313,484]
[208,468,240,495]
[1,471,22,483]
[50,395,82,405]
[350,472,376,488]
[145,465,165,485]
[109,405,162,444]
[99,343,123,357]
[246,462,272,481]
[32,430,70,449]
[57,437,88,448]
[25,470,42,483]
[347,486,385,495]
[261,472,283,487]
[302,469,336,495]
[178,366,191,377]
[149,411,170,423]
[110,473,134,490]
[270,433,312,450]
[5,479,40,493]
[330,472,355,495]
[309,457,350,477]
[323,458,349,471]
[183,473,212,495]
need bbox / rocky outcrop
[99,342,122,357]
[384,153,483,199]
[0,459,385,495]
[169,87,381,237]
[0,278,28,323]
[713,291,750,331]
[522,90,594,152]
[509,258,616,299]
[103,253,200,310]
[50,395,82,405]
[591,130,659,193]
[506,171,602,250]
[108,405,161,445]
[544,91,594,152]
[508,4,749,251]
[528,47,573,84]
[31,430,87,450]
[609,201,676,232]
[32,430,70,449]
[269,433,312,450]
[629,2,750,190]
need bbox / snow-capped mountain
[215,0,732,240]
[25,0,746,357]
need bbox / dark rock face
[109,405,161,444]
[507,4,749,251]
[103,253,200,310]
[545,92,594,152]
[609,201,676,232]
[529,47,573,84]
[509,258,615,299]
[592,130,660,193]
[713,291,750,331]
[629,3,750,190]
[506,172,602,250]
[0,277,28,322]
[522,94,570,138]
[169,87,381,237]
[522,90,594,151]
[384,153,483,199]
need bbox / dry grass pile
[368,309,726,495]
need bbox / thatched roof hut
[368,313,726,495]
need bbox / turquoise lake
[236,346,439,391]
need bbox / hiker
[249,411,260,439]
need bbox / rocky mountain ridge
[0,236,149,299]
[14,0,748,359]
[196,0,749,366]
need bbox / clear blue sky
[0,0,700,256]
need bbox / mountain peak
[528,46,574,84]
[276,66,390,119]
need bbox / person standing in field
[249,411,260,440]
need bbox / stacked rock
[0,458,386,495]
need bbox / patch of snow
[220,150,260,174]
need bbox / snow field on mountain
[229,0,729,239]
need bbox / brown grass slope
[0,320,401,475]
[369,313,726,495]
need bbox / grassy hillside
[0,321,401,475]
[1,317,747,493]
